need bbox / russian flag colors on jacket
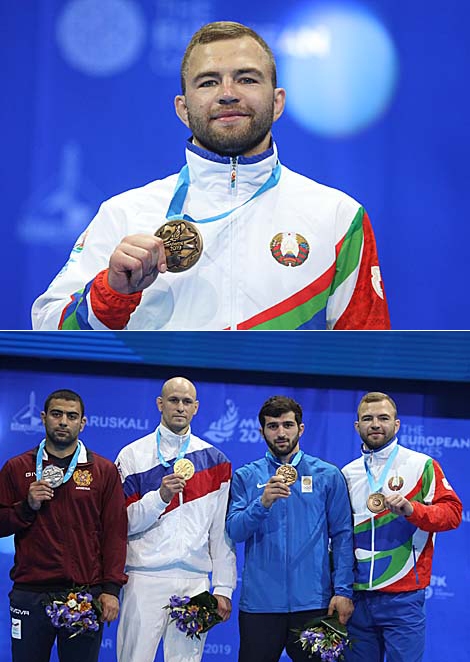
[115,425,236,597]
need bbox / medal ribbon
[156,427,191,468]
[266,449,304,467]
[364,443,399,494]
[36,439,82,483]
[166,162,281,224]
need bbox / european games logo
[10,392,43,435]
[203,400,263,445]
[400,423,470,459]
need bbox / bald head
[161,377,197,400]
[157,377,199,435]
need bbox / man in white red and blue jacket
[226,395,354,662]
[115,377,236,662]
[0,389,128,662]
[31,21,390,331]
[342,392,462,662]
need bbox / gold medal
[275,464,298,486]
[174,458,195,480]
[154,220,203,272]
[367,492,386,513]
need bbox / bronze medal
[367,492,386,513]
[174,458,195,480]
[275,464,298,486]
[154,220,203,272]
[42,465,64,489]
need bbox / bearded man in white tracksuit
[32,21,390,331]
[115,377,236,662]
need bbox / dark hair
[357,392,398,419]
[180,21,277,93]
[258,395,303,427]
[44,389,85,417]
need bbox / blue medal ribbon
[165,162,282,224]
[364,443,399,494]
[266,449,304,467]
[156,427,191,468]
[36,439,82,484]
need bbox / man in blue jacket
[226,395,354,661]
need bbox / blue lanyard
[36,439,81,484]
[266,449,304,467]
[364,444,399,493]
[156,427,191,468]
[165,162,282,224]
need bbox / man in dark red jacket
[0,388,128,662]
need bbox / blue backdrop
[3,0,470,329]
[0,336,468,661]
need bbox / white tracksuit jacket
[32,142,389,330]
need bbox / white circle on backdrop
[277,2,399,136]
[56,0,146,76]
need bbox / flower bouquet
[164,591,222,640]
[44,588,102,638]
[293,612,351,661]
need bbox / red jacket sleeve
[407,460,462,532]
[100,461,128,592]
[334,212,391,329]
[0,461,36,537]
[90,268,142,329]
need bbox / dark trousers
[238,609,327,662]
[9,588,103,662]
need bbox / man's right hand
[159,473,186,503]
[261,475,291,509]
[27,480,54,511]
[108,234,167,294]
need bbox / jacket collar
[185,139,279,197]
[361,436,398,461]
[157,423,191,447]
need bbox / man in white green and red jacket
[31,21,390,331]
[342,392,462,662]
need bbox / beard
[186,104,275,157]
[359,429,396,450]
[265,431,300,460]
[45,426,79,450]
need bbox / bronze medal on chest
[154,220,203,272]
[367,492,386,513]
[275,464,298,486]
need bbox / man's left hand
[98,593,120,624]
[214,594,232,621]
[327,595,354,625]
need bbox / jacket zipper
[229,157,238,329]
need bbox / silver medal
[42,465,64,489]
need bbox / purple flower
[169,595,191,608]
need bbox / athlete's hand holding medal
[260,465,298,509]
[159,458,196,504]
[27,479,55,511]
[28,440,81,511]
[108,220,203,295]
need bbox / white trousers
[117,572,210,662]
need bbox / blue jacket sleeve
[226,468,270,543]
[326,468,355,598]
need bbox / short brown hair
[180,21,277,93]
[44,389,85,417]
[258,395,303,428]
[357,392,398,419]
